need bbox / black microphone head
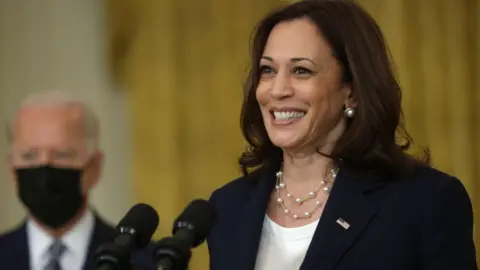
[117,203,159,249]
[172,199,216,247]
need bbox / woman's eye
[293,67,313,75]
[259,65,275,74]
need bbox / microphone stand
[130,266,150,270]
[154,237,192,270]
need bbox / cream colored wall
[0,0,133,230]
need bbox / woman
[207,0,477,269]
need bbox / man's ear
[7,151,17,187]
[88,150,104,189]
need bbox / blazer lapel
[8,222,30,270]
[300,166,384,270]
[233,165,278,270]
[83,215,115,270]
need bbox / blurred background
[0,0,478,269]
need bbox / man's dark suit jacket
[207,164,478,270]
[0,214,156,270]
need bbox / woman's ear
[342,83,357,108]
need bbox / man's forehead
[11,107,87,147]
[14,105,86,128]
[17,104,84,117]
[11,140,87,156]
[15,146,78,152]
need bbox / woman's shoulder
[406,164,466,191]
[394,164,472,214]
[210,168,264,199]
[398,166,476,265]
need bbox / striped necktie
[44,240,66,270]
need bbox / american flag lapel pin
[336,217,350,230]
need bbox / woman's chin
[269,135,302,150]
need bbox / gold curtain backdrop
[107,0,479,268]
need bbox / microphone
[154,199,217,270]
[94,203,160,270]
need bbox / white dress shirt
[27,209,95,270]
[255,215,318,270]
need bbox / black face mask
[15,165,85,229]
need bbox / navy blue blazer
[207,164,477,270]
[0,214,156,270]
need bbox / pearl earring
[344,107,355,118]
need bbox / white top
[254,215,319,270]
[27,209,95,270]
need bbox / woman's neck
[282,152,333,184]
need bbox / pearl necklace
[275,166,338,220]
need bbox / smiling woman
[239,1,421,178]
[206,1,477,270]
[255,18,351,160]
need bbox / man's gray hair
[6,90,100,154]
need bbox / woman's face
[256,18,353,153]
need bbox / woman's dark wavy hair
[239,0,430,177]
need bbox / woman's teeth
[273,111,306,120]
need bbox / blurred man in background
[0,90,115,270]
